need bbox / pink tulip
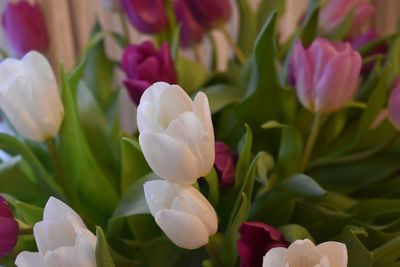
[388,78,400,130]
[292,38,362,113]
[214,142,235,188]
[320,0,375,38]
[0,196,18,257]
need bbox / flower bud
[319,0,374,38]
[388,78,400,130]
[0,196,18,258]
[238,222,288,267]
[173,0,205,48]
[122,41,177,105]
[292,38,361,113]
[0,51,64,142]
[186,0,231,29]
[2,1,49,58]
[137,82,215,185]
[120,0,168,34]
[263,239,347,267]
[15,197,96,267]
[214,142,235,188]
[144,180,218,249]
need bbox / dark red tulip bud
[0,196,18,258]
[214,142,235,188]
[186,0,231,30]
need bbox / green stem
[220,27,246,65]
[301,113,322,171]
[19,228,33,235]
[118,11,130,42]
[208,32,218,71]
[46,138,68,196]
[309,133,400,169]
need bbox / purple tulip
[0,196,18,258]
[319,0,374,38]
[238,222,288,267]
[186,0,231,29]
[292,38,362,113]
[214,142,235,188]
[121,41,177,105]
[120,0,168,34]
[388,78,400,130]
[173,0,205,48]
[2,1,49,58]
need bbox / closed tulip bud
[0,196,18,258]
[144,180,218,249]
[388,78,400,130]
[137,82,215,185]
[0,51,64,142]
[122,41,177,105]
[238,222,288,267]
[173,0,205,48]
[15,197,96,267]
[2,1,49,58]
[186,0,231,29]
[263,239,348,267]
[319,0,374,38]
[120,0,168,34]
[292,38,362,113]
[214,142,235,188]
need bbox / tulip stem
[220,27,246,65]
[301,113,322,172]
[46,138,67,193]
[19,227,33,235]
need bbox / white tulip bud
[144,180,218,249]
[15,197,96,267]
[263,239,348,267]
[0,51,64,142]
[137,82,215,185]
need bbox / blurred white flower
[144,180,218,249]
[0,51,64,142]
[15,197,96,267]
[137,82,215,185]
[263,239,348,267]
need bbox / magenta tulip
[121,41,177,105]
[214,142,235,188]
[292,38,362,113]
[0,196,18,258]
[120,0,168,34]
[173,0,205,48]
[186,0,231,29]
[238,222,288,267]
[388,78,400,130]
[2,1,49,58]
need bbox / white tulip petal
[193,92,214,136]
[144,180,182,216]
[317,241,348,267]
[155,209,209,249]
[22,52,55,84]
[0,58,23,92]
[43,197,84,227]
[262,247,287,267]
[315,255,331,267]
[140,81,170,104]
[139,132,198,185]
[44,247,75,267]
[72,229,97,267]
[137,101,163,133]
[15,252,44,267]
[286,239,322,267]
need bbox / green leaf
[96,227,116,267]
[176,57,207,93]
[14,201,43,226]
[234,125,252,189]
[203,84,243,113]
[59,66,119,225]
[236,0,258,56]
[373,236,400,263]
[204,168,219,207]
[142,237,188,267]
[339,227,373,267]
[280,224,314,243]
[257,0,283,30]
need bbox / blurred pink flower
[0,196,18,258]
[214,142,235,188]
[186,0,231,29]
[388,78,400,130]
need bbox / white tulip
[144,180,218,249]
[15,197,96,267]
[263,239,348,267]
[0,51,64,142]
[137,82,215,185]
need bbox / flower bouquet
[0,0,399,266]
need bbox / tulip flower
[186,0,231,29]
[137,82,215,185]
[122,41,177,105]
[15,197,96,267]
[144,180,218,249]
[292,38,362,114]
[214,142,235,188]
[120,0,168,34]
[173,0,205,48]
[263,239,348,267]
[238,222,288,267]
[0,51,64,142]
[2,1,49,58]
[388,78,400,130]
[0,196,18,258]
[319,0,374,38]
